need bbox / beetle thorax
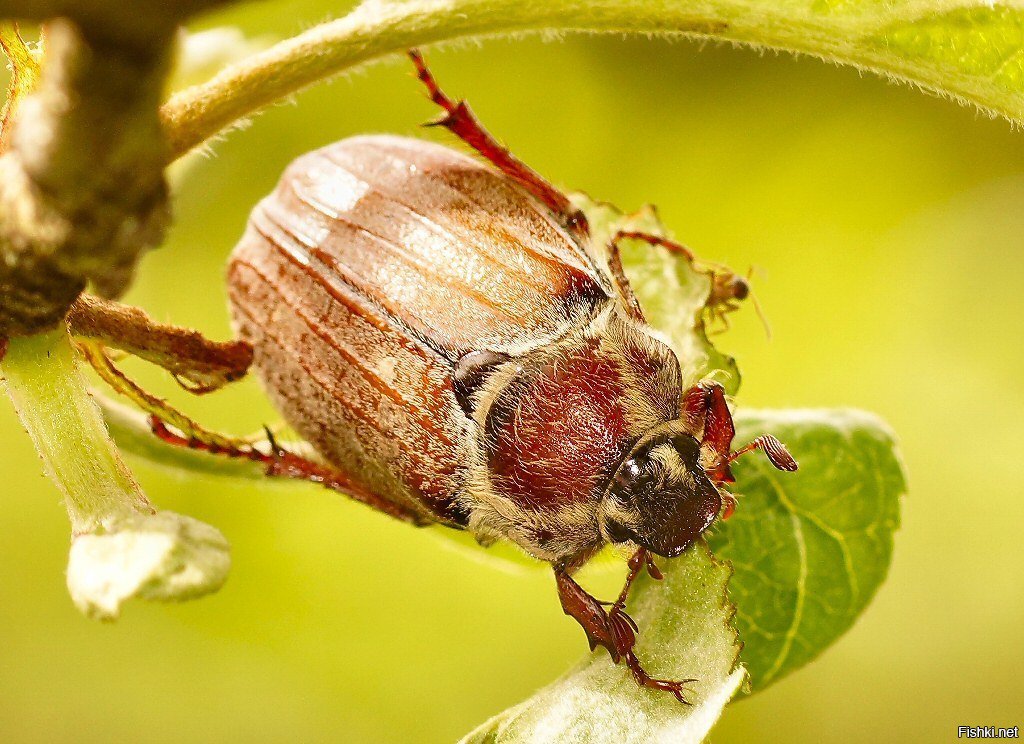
[459,308,684,563]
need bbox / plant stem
[161,0,1024,160]
[1,328,152,533]
[157,0,743,158]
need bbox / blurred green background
[3,2,1023,741]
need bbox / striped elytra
[227,134,692,562]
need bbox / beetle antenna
[728,434,798,471]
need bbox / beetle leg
[608,229,732,323]
[555,560,695,704]
[79,340,260,453]
[606,233,646,322]
[555,568,623,659]
[611,230,698,263]
[623,656,697,705]
[408,49,588,236]
[78,332,427,525]
[679,380,736,483]
[613,232,763,336]
[150,415,429,526]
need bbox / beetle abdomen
[228,135,610,525]
[229,225,467,523]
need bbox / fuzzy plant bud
[67,511,230,621]
[1,327,231,619]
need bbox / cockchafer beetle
[75,50,798,703]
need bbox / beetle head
[599,423,722,558]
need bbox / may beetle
[86,50,799,703]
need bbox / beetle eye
[609,455,659,505]
[732,277,750,300]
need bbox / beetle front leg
[555,568,624,659]
[555,553,694,704]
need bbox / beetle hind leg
[408,49,588,236]
[149,414,429,526]
[68,294,252,394]
[80,339,428,526]
[79,339,259,454]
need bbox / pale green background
[2,2,1023,742]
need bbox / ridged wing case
[228,135,610,523]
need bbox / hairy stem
[162,0,1024,160]
[1,328,153,533]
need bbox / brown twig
[0,2,230,337]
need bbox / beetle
[213,50,798,703]
[79,50,798,703]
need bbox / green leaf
[710,408,907,690]
[867,5,1024,117]
[459,540,745,744]
[573,193,742,394]
[163,0,1024,159]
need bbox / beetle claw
[623,650,698,706]
[644,553,664,580]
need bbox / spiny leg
[613,230,744,282]
[607,229,721,323]
[611,548,663,609]
[612,230,698,263]
[149,415,428,526]
[555,551,694,704]
[612,231,766,336]
[79,339,427,525]
[606,234,645,322]
[79,339,257,453]
[408,49,588,237]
